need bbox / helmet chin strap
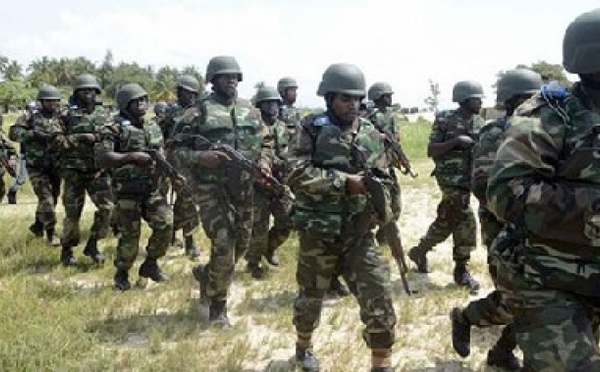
[581,76,600,91]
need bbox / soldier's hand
[76,133,97,144]
[172,175,187,192]
[346,175,367,195]
[127,152,153,166]
[196,150,231,169]
[455,135,474,149]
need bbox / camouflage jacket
[56,105,112,172]
[171,93,273,185]
[159,102,199,142]
[429,109,483,188]
[287,112,391,237]
[471,116,509,203]
[0,130,17,167]
[269,118,296,180]
[9,110,63,169]
[279,104,302,128]
[366,109,399,141]
[99,114,164,189]
[488,83,600,295]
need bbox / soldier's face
[213,74,239,98]
[177,88,197,107]
[331,94,361,124]
[283,87,297,104]
[465,97,482,114]
[380,93,393,107]
[127,96,148,118]
[40,99,60,112]
[259,100,280,120]
[75,88,97,104]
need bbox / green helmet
[316,63,366,97]
[277,77,298,92]
[37,84,62,101]
[563,8,600,74]
[367,82,394,101]
[452,80,484,103]
[72,73,102,93]
[253,86,282,107]
[205,56,243,83]
[496,69,543,103]
[116,83,147,111]
[176,74,200,93]
[154,101,168,115]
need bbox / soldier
[449,69,542,371]
[277,76,302,127]
[6,101,37,205]
[173,56,273,327]
[0,122,17,204]
[244,85,294,279]
[408,80,484,293]
[55,73,113,266]
[98,83,173,291]
[8,85,65,245]
[487,9,600,369]
[160,75,201,258]
[288,63,396,372]
[153,101,168,127]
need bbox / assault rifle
[145,149,191,194]
[0,151,16,178]
[353,144,411,295]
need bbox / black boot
[83,237,105,265]
[246,261,265,279]
[139,257,168,282]
[453,263,480,294]
[208,301,231,327]
[46,228,60,247]
[450,307,471,357]
[328,276,350,298]
[295,344,319,371]
[487,324,521,371]
[408,245,430,273]
[7,189,16,204]
[29,219,44,237]
[184,235,200,258]
[114,269,131,291]
[371,368,392,372]
[60,246,76,266]
[264,246,280,266]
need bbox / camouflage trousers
[61,170,114,248]
[245,190,292,264]
[416,185,476,263]
[114,187,173,270]
[293,227,396,349]
[194,182,254,304]
[491,233,600,371]
[173,190,200,237]
[28,168,61,229]
[479,206,503,250]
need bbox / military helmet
[563,8,600,74]
[367,82,394,101]
[205,56,243,83]
[316,63,366,97]
[176,75,200,93]
[496,69,543,103]
[72,73,102,93]
[37,85,62,101]
[452,80,484,103]
[154,101,168,115]
[277,77,298,92]
[253,86,282,107]
[116,83,147,111]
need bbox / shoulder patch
[313,115,330,127]
[541,81,568,100]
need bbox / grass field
[0,116,507,371]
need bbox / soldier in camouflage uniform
[173,56,273,327]
[278,77,302,126]
[0,124,17,204]
[55,73,113,266]
[7,101,37,205]
[449,69,542,371]
[244,85,293,279]
[487,9,600,370]
[160,75,202,258]
[408,80,484,293]
[288,63,396,372]
[98,83,173,291]
[9,85,65,246]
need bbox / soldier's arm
[487,113,600,246]
[8,115,33,142]
[471,123,502,202]
[286,123,349,196]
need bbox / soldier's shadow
[404,358,475,371]
[390,272,457,297]
[238,289,297,315]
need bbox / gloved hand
[346,175,367,195]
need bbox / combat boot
[46,228,60,247]
[184,235,200,258]
[7,189,17,204]
[264,246,280,266]
[487,324,521,370]
[408,245,430,273]
[60,246,76,266]
[114,269,131,291]
[139,257,169,282]
[83,236,105,265]
[295,344,319,371]
[208,301,231,328]
[450,307,471,357]
[29,219,44,237]
[328,276,350,297]
[246,261,265,279]
[453,263,480,294]
[192,264,208,303]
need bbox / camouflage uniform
[0,129,17,203]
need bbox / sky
[1,0,599,109]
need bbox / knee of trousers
[360,296,397,348]
[293,289,327,333]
